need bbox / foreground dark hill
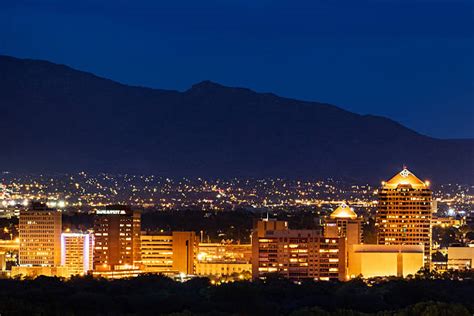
[0,55,472,183]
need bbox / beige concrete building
[140,231,197,275]
[447,246,474,270]
[172,232,196,275]
[377,168,433,269]
[348,244,424,278]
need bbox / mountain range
[0,55,472,184]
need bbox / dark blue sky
[1,0,473,138]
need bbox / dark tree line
[0,272,472,315]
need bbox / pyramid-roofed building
[377,167,433,269]
[330,203,358,220]
[383,168,429,189]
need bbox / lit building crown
[382,168,429,189]
[330,203,357,219]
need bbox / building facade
[0,239,19,271]
[93,206,141,270]
[140,231,197,275]
[140,234,174,272]
[348,244,424,278]
[252,219,345,281]
[195,261,252,277]
[171,231,196,275]
[377,168,433,269]
[197,242,252,263]
[61,232,94,276]
[19,203,62,266]
[447,246,474,270]
[195,242,252,277]
[324,203,362,245]
[324,203,362,278]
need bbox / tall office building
[19,203,62,266]
[377,168,433,269]
[61,232,94,275]
[93,205,141,270]
[252,219,345,281]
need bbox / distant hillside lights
[0,199,67,208]
[46,200,67,208]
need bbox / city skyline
[0,1,473,314]
[5,167,472,278]
[1,166,473,314]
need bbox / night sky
[1,0,472,139]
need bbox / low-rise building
[140,231,197,275]
[447,246,474,270]
[195,261,251,277]
[11,266,70,278]
[195,241,252,278]
[348,244,424,278]
[432,216,462,228]
[0,239,19,271]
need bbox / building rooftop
[352,244,424,253]
[383,168,429,189]
[330,203,357,219]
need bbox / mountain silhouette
[0,55,472,183]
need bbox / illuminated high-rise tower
[93,205,141,270]
[377,168,433,269]
[19,203,62,266]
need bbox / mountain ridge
[0,55,472,183]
